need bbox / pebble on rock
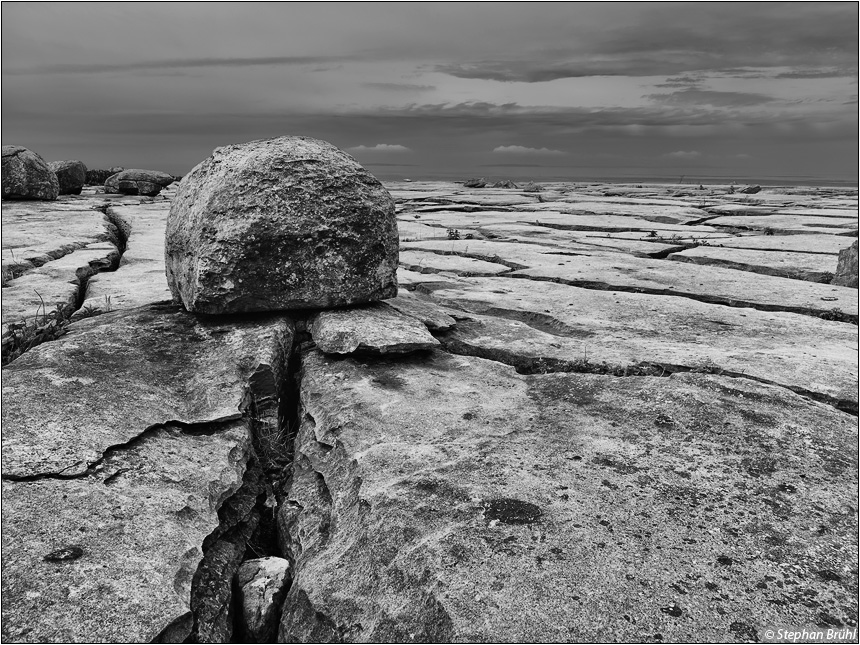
[164,135,399,314]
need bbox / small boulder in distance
[492,180,518,188]
[2,146,59,201]
[165,135,399,314]
[522,181,544,192]
[833,240,858,288]
[86,168,122,185]
[463,177,487,188]
[739,185,761,194]
[105,169,174,196]
[48,160,88,195]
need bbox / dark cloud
[362,82,435,91]
[4,56,352,76]
[646,89,776,108]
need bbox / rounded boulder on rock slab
[1,145,59,201]
[165,136,399,314]
[48,160,88,195]
[105,169,174,196]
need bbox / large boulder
[165,136,399,314]
[2,146,59,201]
[104,169,174,196]
[833,239,858,288]
[48,160,88,195]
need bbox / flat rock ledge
[309,302,440,355]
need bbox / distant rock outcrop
[105,169,174,196]
[522,181,544,192]
[1,146,59,201]
[833,240,858,288]
[739,185,762,194]
[165,135,399,314]
[48,160,88,195]
[463,177,487,188]
[492,180,518,188]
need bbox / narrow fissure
[182,322,307,644]
[1,205,132,366]
[1,418,238,483]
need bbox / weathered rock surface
[309,302,439,355]
[2,303,292,478]
[522,181,544,192]
[669,245,838,282]
[833,239,858,288]
[511,253,858,320]
[48,160,87,195]
[463,177,487,188]
[81,204,173,312]
[236,557,291,643]
[421,276,857,410]
[492,180,518,188]
[279,349,857,642]
[165,136,399,313]
[105,169,174,196]
[1,242,120,342]
[2,145,59,201]
[1,421,251,644]
[384,290,457,331]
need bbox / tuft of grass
[447,228,461,240]
[2,294,73,365]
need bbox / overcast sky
[2,2,857,182]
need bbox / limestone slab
[82,204,173,311]
[279,350,857,642]
[309,302,439,355]
[1,422,249,643]
[512,253,859,319]
[400,249,513,276]
[669,246,838,282]
[2,303,292,478]
[425,276,857,408]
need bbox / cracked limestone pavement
[1,180,857,643]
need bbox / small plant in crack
[2,295,74,365]
[817,272,834,285]
[447,228,461,240]
[819,307,847,322]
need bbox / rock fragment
[236,557,291,643]
[521,181,544,192]
[105,168,174,196]
[833,239,858,288]
[384,290,457,331]
[492,180,518,188]
[739,184,762,194]
[309,302,439,355]
[48,160,88,195]
[463,177,487,188]
[165,135,398,314]
[2,145,59,201]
